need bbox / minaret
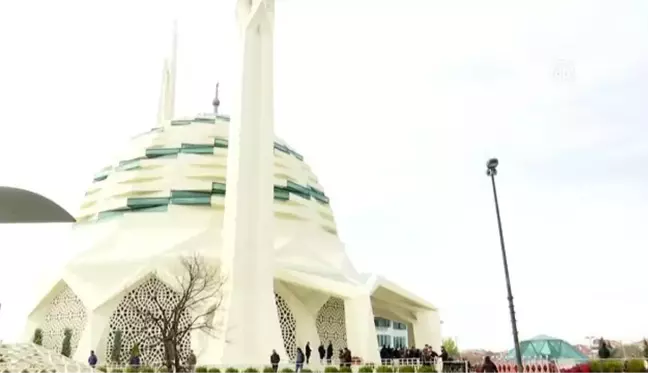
[156,20,178,126]
[218,0,284,365]
[212,82,221,114]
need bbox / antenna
[212,82,221,114]
[157,19,179,126]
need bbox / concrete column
[344,294,380,363]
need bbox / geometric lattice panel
[105,277,192,365]
[41,284,87,357]
[315,297,347,352]
[274,293,297,360]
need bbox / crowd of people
[271,341,355,372]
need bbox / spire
[212,82,221,114]
[157,20,179,126]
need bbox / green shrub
[97,367,107,373]
[589,360,603,372]
[156,368,170,373]
[601,360,624,372]
[281,368,294,373]
[112,370,123,373]
[196,368,209,373]
[359,366,374,373]
[324,367,339,373]
[226,368,240,373]
[376,367,394,373]
[398,367,415,373]
[417,366,436,373]
[302,369,313,373]
[339,367,352,373]
[626,359,647,373]
[416,365,436,373]
[60,329,72,357]
[208,369,221,373]
[263,367,275,373]
[111,330,123,363]
[125,367,140,373]
[130,343,141,360]
[139,368,155,373]
[244,368,260,373]
[32,328,43,345]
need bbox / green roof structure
[504,335,588,361]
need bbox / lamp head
[486,158,499,176]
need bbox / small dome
[78,113,336,235]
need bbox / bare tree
[130,254,226,372]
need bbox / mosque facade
[22,0,441,366]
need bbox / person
[326,341,334,364]
[88,350,98,370]
[598,338,611,359]
[270,349,281,373]
[187,350,197,372]
[305,342,312,364]
[296,347,305,373]
[441,346,449,362]
[483,356,498,373]
[318,343,326,364]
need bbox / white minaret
[218,0,284,365]
[157,20,178,126]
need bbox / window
[394,337,407,348]
[274,186,290,201]
[377,334,392,347]
[286,181,311,200]
[146,147,180,158]
[193,117,216,124]
[214,138,229,148]
[171,190,212,206]
[374,318,391,328]
[127,197,170,208]
[393,322,407,330]
[117,159,142,171]
[180,144,215,155]
[212,182,226,196]
[171,119,192,126]
[93,173,108,182]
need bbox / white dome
[77,113,337,235]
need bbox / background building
[375,317,410,348]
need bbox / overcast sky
[1,0,647,351]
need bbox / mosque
[14,0,441,367]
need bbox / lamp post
[486,158,523,371]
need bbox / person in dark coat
[440,347,449,361]
[88,350,98,369]
[270,350,281,373]
[305,342,312,364]
[318,343,326,363]
[483,356,498,373]
[326,341,334,364]
[296,347,305,373]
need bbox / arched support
[344,294,380,363]
[274,281,320,355]
[412,309,442,352]
[73,295,121,363]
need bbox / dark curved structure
[0,186,75,223]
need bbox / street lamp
[486,158,523,371]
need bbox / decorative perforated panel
[41,285,87,357]
[274,293,297,360]
[315,297,347,352]
[106,277,192,365]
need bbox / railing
[0,358,471,373]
